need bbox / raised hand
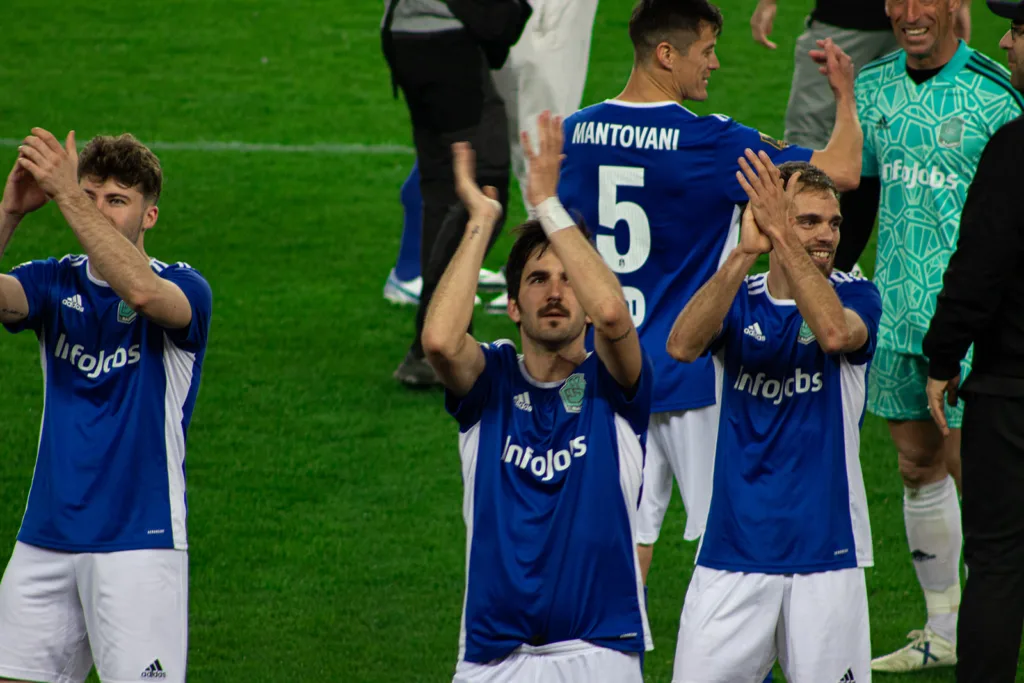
[750,0,778,50]
[739,205,772,255]
[1,158,49,218]
[16,129,79,202]
[522,110,564,209]
[809,38,855,99]
[735,148,798,246]
[452,142,502,223]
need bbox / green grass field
[0,1,1017,681]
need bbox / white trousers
[454,640,642,683]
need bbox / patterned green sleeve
[855,73,879,178]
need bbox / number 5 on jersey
[598,165,649,328]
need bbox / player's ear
[655,41,674,71]
[508,296,521,324]
[143,204,159,231]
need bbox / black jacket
[923,116,1024,394]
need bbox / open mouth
[808,249,833,265]
[903,27,929,39]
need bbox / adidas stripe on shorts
[672,566,870,683]
[0,542,188,683]
[453,641,642,683]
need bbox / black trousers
[956,391,1024,682]
[391,30,510,358]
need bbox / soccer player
[0,130,211,683]
[666,153,881,683]
[557,0,863,583]
[423,112,652,682]
[831,0,1024,671]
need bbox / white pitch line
[0,138,415,155]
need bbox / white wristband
[536,197,575,237]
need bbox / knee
[898,448,946,488]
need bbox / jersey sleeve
[715,117,814,203]
[835,276,882,365]
[2,257,60,335]
[596,348,654,435]
[445,340,514,431]
[158,264,213,352]
[855,73,880,178]
[708,280,750,356]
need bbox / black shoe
[393,352,441,388]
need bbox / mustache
[539,303,570,317]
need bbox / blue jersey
[4,255,212,552]
[446,341,654,664]
[698,272,882,574]
[558,101,813,413]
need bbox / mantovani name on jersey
[54,332,141,379]
[881,159,960,191]
[733,366,823,406]
[570,121,680,151]
[500,435,588,482]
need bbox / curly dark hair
[77,134,162,203]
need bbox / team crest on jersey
[798,320,816,345]
[559,374,586,414]
[116,300,137,324]
[759,132,789,151]
[938,117,965,149]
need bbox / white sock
[904,476,961,644]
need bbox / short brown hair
[628,0,724,62]
[777,161,839,200]
[505,217,592,304]
[77,134,163,203]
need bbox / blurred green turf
[0,1,1015,681]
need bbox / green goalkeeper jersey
[856,41,1023,355]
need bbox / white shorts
[454,641,641,683]
[0,541,188,683]
[636,400,721,544]
[673,566,870,683]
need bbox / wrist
[0,206,23,228]
[536,196,574,237]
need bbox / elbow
[593,298,631,336]
[818,326,851,355]
[421,326,457,362]
[833,165,861,192]
[666,337,700,364]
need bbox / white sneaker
[849,262,865,278]
[384,269,422,305]
[478,267,506,291]
[485,292,508,315]
[870,627,956,673]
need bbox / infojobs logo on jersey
[881,159,959,190]
[733,366,823,406]
[54,333,141,379]
[500,435,588,482]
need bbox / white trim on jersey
[839,358,873,568]
[457,423,483,663]
[613,414,654,651]
[716,206,743,272]
[602,99,697,117]
[161,334,196,550]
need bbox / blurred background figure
[381,0,531,386]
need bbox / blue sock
[393,162,422,282]
[763,670,773,682]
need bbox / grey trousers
[784,18,899,149]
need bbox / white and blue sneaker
[384,269,482,306]
[486,292,508,315]
[870,627,956,673]
[478,267,506,291]
[384,269,422,305]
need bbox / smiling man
[556,1,863,622]
[0,131,211,683]
[666,155,881,683]
[828,0,1024,672]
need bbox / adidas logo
[839,668,856,683]
[140,659,166,679]
[61,294,85,312]
[911,549,937,562]
[513,391,532,412]
[877,115,888,130]
[743,322,766,342]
